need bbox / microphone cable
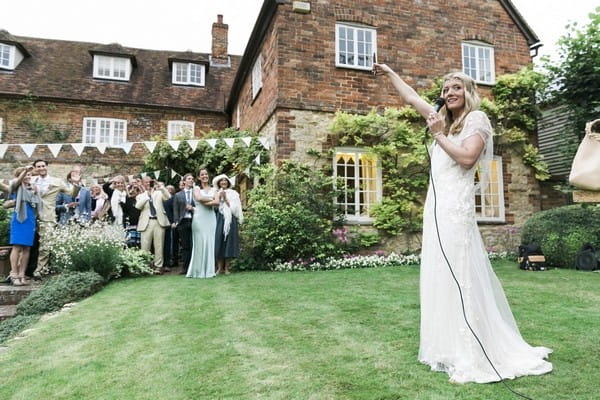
[424,127,535,400]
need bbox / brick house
[1,0,546,250]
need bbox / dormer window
[0,42,27,70]
[93,55,132,81]
[172,62,205,86]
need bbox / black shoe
[1,276,12,284]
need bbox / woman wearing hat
[212,174,243,275]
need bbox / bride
[374,62,552,383]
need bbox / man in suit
[172,173,195,275]
[135,176,171,274]
[32,159,81,278]
[162,184,179,270]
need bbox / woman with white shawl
[212,174,243,275]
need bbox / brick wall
[0,98,228,178]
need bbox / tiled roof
[0,35,240,112]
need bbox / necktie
[148,196,157,217]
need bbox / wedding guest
[173,174,195,275]
[162,184,178,271]
[122,183,143,248]
[187,168,219,278]
[212,174,243,275]
[8,166,41,286]
[136,177,171,274]
[90,184,110,221]
[32,159,81,279]
[55,171,79,224]
[105,175,127,227]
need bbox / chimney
[211,14,229,64]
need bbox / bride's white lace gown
[418,110,553,383]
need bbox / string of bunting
[0,136,271,158]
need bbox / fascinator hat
[212,174,232,189]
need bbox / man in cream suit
[136,176,171,274]
[32,159,81,278]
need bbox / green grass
[0,261,598,399]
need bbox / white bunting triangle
[229,175,236,187]
[224,138,235,148]
[20,144,37,158]
[140,172,147,178]
[128,175,135,182]
[258,137,270,149]
[206,138,218,149]
[187,139,200,151]
[241,137,252,147]
[143,141,157,153]
[255,154,261,165]
[244,166,250,175]
[120,142,133,154]
[167,140,180,151]
[47,144,63,158]
[71,143,85,156]
[96,143,107,154]
[171,169,178,179]
[0,144,8,159]
[153,170,161,179]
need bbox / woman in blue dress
[186,168,219,278]
[9,166,41,286]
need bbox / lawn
[0,261,598,400]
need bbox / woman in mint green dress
[186,168,219,278]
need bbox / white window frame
[167,120,194,139]
[93,55,132,81]
[252,56,263,100]
[0,117,3,142]
[475,156,505,222]
[462,41,495,85]
[82,118,127,146]
[172,62,205,86]
[335,23,377,71]
[334,148,382,223]
[0,43,14,69]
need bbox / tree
[543,7,600,139]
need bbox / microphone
[433,97,445,112]
[426,98,445,135]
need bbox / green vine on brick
[328,67,550,235]
[18,92,70,142]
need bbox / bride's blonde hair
[439,71,481,135]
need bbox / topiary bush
[521,205,600,268]
[15,271,105,316]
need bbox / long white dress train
[418,111,552,383]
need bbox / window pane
[0,44,10,67]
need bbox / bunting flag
[153,170,161,179]
[244,166,251,175]
[258,137,270,149]
[140,172,147,178]
[47,144,63,158]
[143,141,157,153]
[72,143,85,156]
[255,154,261,165]
[229,175,237,187]
[206,138,218,149]
[241,137,252,147]
[0,144,9,159]
[96,143,107,154]
[187,139,200,151]
[171,169,179,179]
[224,138,235,148]
[20,144,37,158]
[119,142,133,154]
[128,175,135,182]
[167,141,180,152]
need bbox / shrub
[240,162,344,270]
[116,247,154,277]
[0,315,41,344]
[0,200,12,246]
[42,222,127,279]
[16,271,105,316]
[521,205,600,268]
